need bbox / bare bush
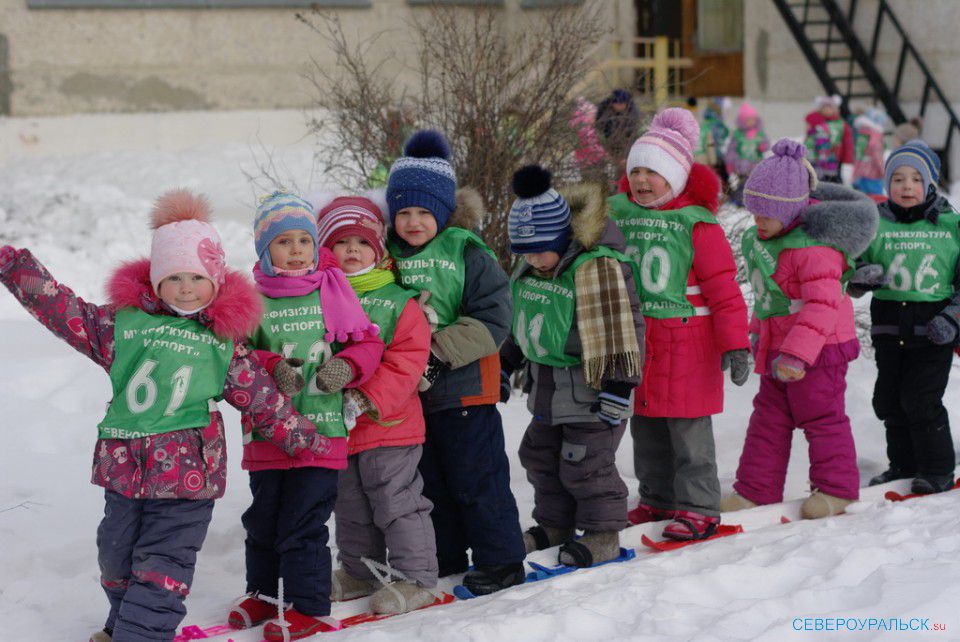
[297,2,611,267]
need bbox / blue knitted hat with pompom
[386,129,458,228]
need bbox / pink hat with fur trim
[626,107,700,196]
[148,189,226,295]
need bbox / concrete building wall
[0,0,632,116]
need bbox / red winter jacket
[619,164,750,417]
[350,298,431,454]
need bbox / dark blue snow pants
[97,490,214,642]
[242,467,338,616]
[418,404,525,572]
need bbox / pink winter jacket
[0,251,333,500]
[750,243,858,374]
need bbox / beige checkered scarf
[574,256,643,389]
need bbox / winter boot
[627,502,676,525]
[800,491,852,519]
[263,609,340,641]
[720,492,758,512]
[331,568,376,602]
[369,580,438,615]
[868,467,915,486]
[523,524,575,553]
[228,592,277,630]
[910,474,956,495]
[558,531,620,568]
[89,629,112,642]
[462,563,525,596]
[662,510,720,541]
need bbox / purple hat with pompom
[627,107,700,197]
[743,138,818,225]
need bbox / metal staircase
[773,0,960,182]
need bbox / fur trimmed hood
[559,182,610,251]
[802,183,880,258]
[107,259,263,341]
[445,187,486,232]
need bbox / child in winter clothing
[385,130,526,595]
[721,139,879,519]
[852,107,888,198]
[0,191,328,642]
[805,95,855,183]
[313,193,440,614]
[852,140,960,494]
[693,98,730,189]
[229,192,385,641]
[570,96,608,184]
[608,108,751,540]
[724,101,769,206]
[500,166,644,566]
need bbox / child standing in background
[805,95,854,183]
[386,130,527,595]
[1,191,328,642]
[852,107,888,198]
[724,101,769,206]
[853,140,960,495]
[230,192,384,641]
[501,165,644,566]
[315,193,440,615]
[608,108,751,541]
[722,140,878,519]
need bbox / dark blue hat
[386,130,457,229]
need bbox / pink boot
[627,502,676,525]
[662,510,720,541]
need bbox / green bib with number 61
[512,246,630,367]
[98,308,233,440]
[251,293,347,438]
[608,193,717,319]
[860,212,960,302]
[742,226,854,320]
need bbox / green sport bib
[742,226,854,320]
[358,283,416,345]
[251,293,347,438]
[99,308,233,440]
[861,211,960,302]
[388,227,497,331]
[512,245,629,367]
[608,193,717,319]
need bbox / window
[696,0,743,53]
[28,0,369,8]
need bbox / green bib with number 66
[608,193,717,318]
[98,308,233,440]
[512,246,629,367]
[742,226,854,320]
[860,211,960,302]
[251,293,347,438]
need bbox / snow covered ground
[2,137,960,641]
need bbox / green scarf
[347,268,396,295]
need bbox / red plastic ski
[338,592,456,628]
[640,524,743,552]
[884,479,960,502]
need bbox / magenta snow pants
[733,362,860,504]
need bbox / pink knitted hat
[149,189,226,295]
[626,107,699,195]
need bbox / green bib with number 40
[98,308,233,440]
[742,226,854,320]
[608,193,717,319]
[251,293,347,438]
[860,211,960,302]
[512,246,630,367]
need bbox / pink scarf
[253,247,379,342]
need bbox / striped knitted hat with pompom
[386,129,457,228]
[627,107,700,198]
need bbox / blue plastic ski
[453,547,636,599]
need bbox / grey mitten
[849,264,888,291]
[721,349,751,386]
[926,314,959,345]
[314,357,354,393]
[272,357,305,397]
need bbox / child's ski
[884,480,960,502]
[452,547,637,600]
[173,623,238,641]
[640,524,743,552]
[337,593,456,628]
